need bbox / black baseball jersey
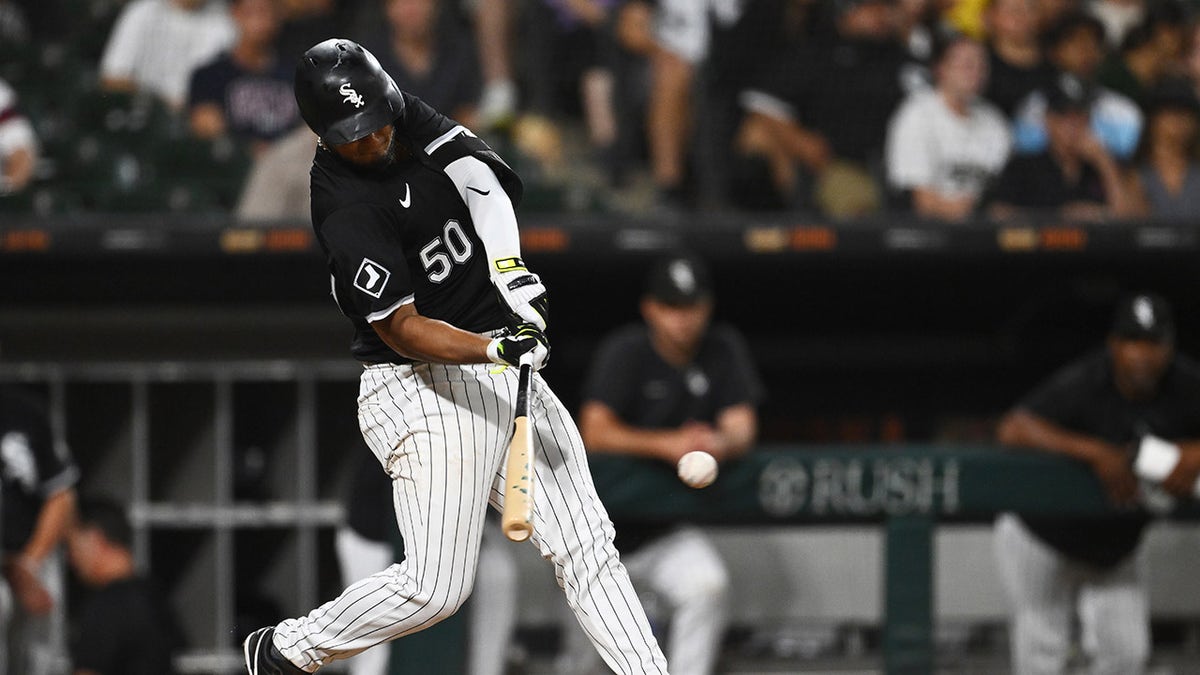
[71,577,184,675]
[1015,349,1200,568]
[0,385,78,553]
[582,323,764,552]
[310,92,522,364]
[584,324,765,429]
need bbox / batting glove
[487,324,550,371]
[495,268,550,332]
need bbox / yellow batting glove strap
[494,256,526,273]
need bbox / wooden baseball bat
[502,355,535,542]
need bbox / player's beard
[367,132,399,170]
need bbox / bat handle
[504,356,536,542]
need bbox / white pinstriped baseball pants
[561,526,730,675]
[274,361,669,674]
[993,513,1149,675]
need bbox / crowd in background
[0,0,1199,221]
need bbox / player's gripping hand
[487,324,550,371]
[495,268,550,331]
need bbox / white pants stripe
[273,362,668,674]
[993,513,1149,675]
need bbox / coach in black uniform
[242,39,668,675]
[571,253,764,675]
[994,293,1200,675]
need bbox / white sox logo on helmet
[340,82,365,108]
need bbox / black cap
[646,254,713,306]
[1111,293,1175,341]
[1045,74,1095,114]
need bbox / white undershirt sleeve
[441,156,523,283]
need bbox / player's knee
[427,584,475,623]
[691,561,730,606]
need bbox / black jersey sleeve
[319,203,416,323]
[400,92,524,206]
[1018,356,1096,428]
[5,389,78,497]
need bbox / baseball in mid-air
[677,450,718,489]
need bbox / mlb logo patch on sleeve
[354,259,391,298]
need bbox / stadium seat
[155,137,253,210]
[56,133,162,211]
[73,90,180,150]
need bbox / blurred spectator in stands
[732,0,906,215]
[277,0,348,66]
[993,293,1200,675]
[984,0,1057,117]
[475,0,518,131]
[522,0,620,175]
[0,0,29,45]
[1,381,78,675]
[1097,2,1189,110]
[568,252,763,675]
[990,75,1139,219]
[697,0,820,207]
[336,452,518,675]
[1039,0,1084,33]
[1088,0,1145,47]
[67,497,184,675]
[188,0,301,158]
[1013,11,1144,160]
[0,78,38,196]
[1130,80,1200,219]
[943,0,989,40]
[364,0,481,131]
[896,0,939,90]
[624,0,746,209]
[235,126,316,222]
[886,35,1011,220]
[99,0,236,110]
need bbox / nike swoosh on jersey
[466,186,491,196]
[398,183,411,208]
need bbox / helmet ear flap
[294,38,407,145]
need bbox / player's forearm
[996,409,1112,464]
[20,489,75,565]
[579,403,684,461]
[1097,161,1138,218]
[2,147,35,193]
[374,312,491,365]
[716,405,758,459]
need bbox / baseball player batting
[241,39,668,674]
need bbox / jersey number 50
[419,220,474,283]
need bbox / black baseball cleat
[243,626,306,674]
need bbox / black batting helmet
[294,38,405,145]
